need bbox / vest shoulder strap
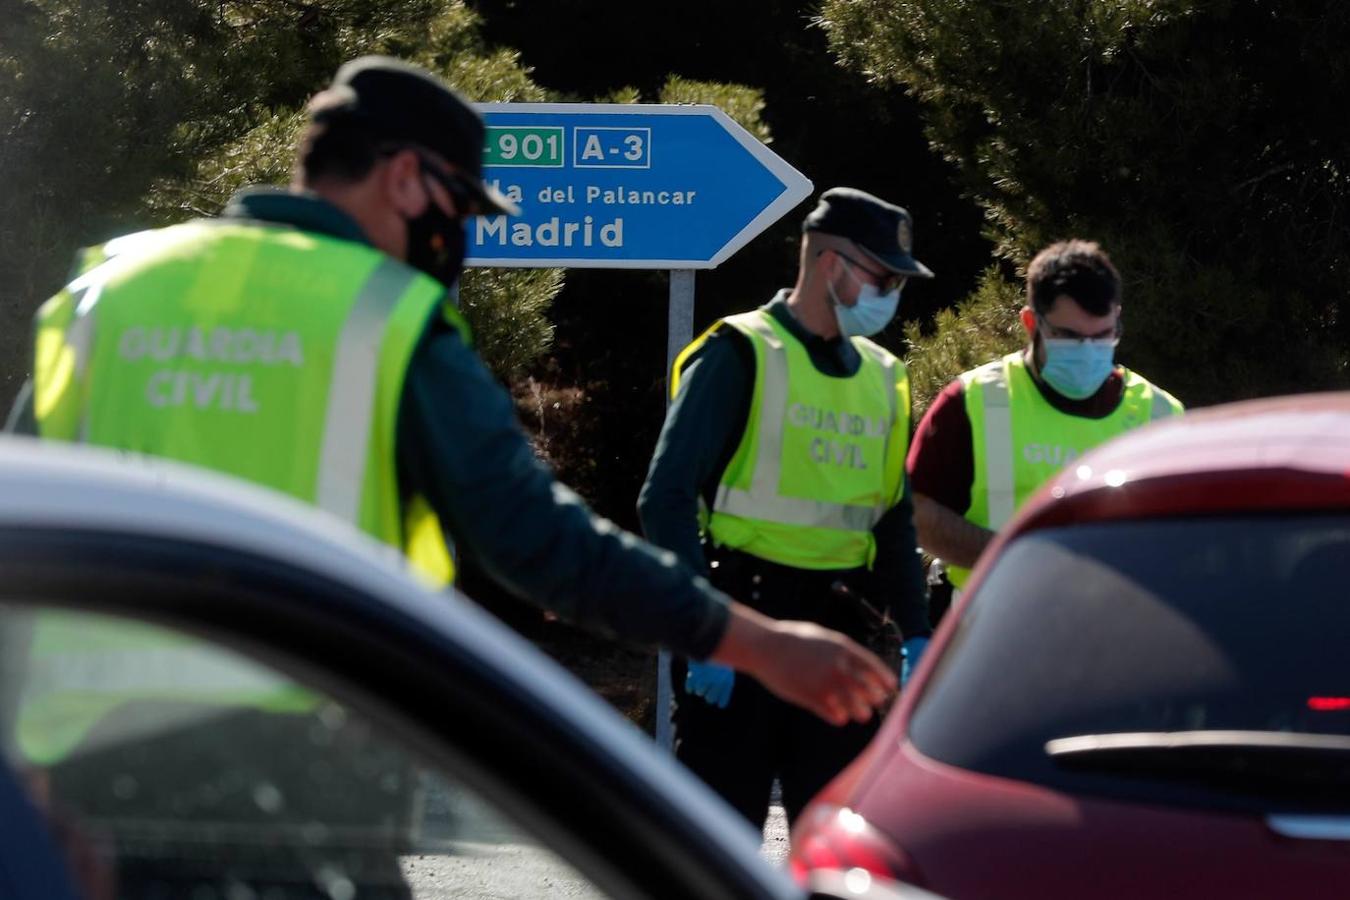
[850,335,901,369]
[1120,368,1184,420]
[960,353,1016,389]
[722,309,783,346]
[964,354,1017,530]
[671,309,777,399]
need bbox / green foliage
[822,0,1350,405]
[460,267,563,379]
[1,0,560,386]
[659,77,773,146]
[903,266,1023,414]
[145,112,307,221]
[597,86,644,105]
[586,78,772,144]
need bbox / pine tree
[821,0,1350,404]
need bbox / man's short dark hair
[295,110,382,186]
[1026,240,1121,317]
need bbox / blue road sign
[468,103,813,269]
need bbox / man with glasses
[638,187,933,828]
[908,239,1183,594]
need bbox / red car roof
[1004,391,1350,539]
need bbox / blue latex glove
[685,660,735,709]
[901,636,930,686]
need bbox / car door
[0,460,797,900]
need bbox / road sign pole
[656,269,695,751]
[666,270,695,388]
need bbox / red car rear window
[910,517,1350,814]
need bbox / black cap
[802,187,933,278]
[315,56,517,216]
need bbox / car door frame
[0,523,796,900]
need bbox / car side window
[0,604,610,900]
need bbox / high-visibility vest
[22,222,459,765]
[32,221,457,584]
[673,309,910,570]
[946,351,1183,587]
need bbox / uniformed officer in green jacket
[638,187,933,828]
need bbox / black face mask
[405,198,467,288]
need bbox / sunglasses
[379,145,482,217]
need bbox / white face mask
[828,258,902,337]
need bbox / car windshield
[909,516,1350,814]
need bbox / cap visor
[469,180,519,217]
[859,245,935,279]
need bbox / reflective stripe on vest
[32,247,113,443]
[689,309,908,570]
[973,363,1017,530]
[946,352,1182,587]
[316,258,419,523]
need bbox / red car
[791,394,1350,898]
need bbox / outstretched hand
[711,603,896,726]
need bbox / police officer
[908,239,1183,589]
[639,187,933,828]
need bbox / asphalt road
[401,841,606,899]
[400,782,789,898]
[761,800,791,867]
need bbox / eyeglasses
[837,252,908,294]
[1036,313,1123,345]
[416,155,483,217]
[379,144,481,217]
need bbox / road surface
[400,780,789,898]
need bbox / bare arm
[708,602,896,726]
[913,491,996,570]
